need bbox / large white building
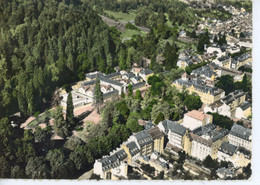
[182,110,213,131]
[228,124,252,151]
[189,124,228,161]
[93,149,128,180]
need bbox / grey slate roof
[85,72,102,79]
[99,75,123,87]
[191,65,217,79]
[140,69,154,75]
[219,142,238,156]
[173,78,223,95]
[192,124,228,142]
[232,52,251,64]
[221,90,245,105]
[126,142,140,157]
[239,101,251,110]
[132,81,146,90]
[105,72,121,79]
[103,90,119,99]
[229,123,251,141]
[99,149,127,171]
[134,130,153,147]
[218,55,230,62]
[161,120,186,136]
[81,80,95,86]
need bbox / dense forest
[0,0,123,118]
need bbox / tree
[90,173,101,180]
[203,155,218,170]
[243,163,251,179]
[209,113,234,130]
[25,157,50,179]
[183,94,202,111]
[134,90,142,100]
[0,156,11,178]
[216,75,235,94]
[66,92,74,124]
[242,74,248,92]
[34,126,51,143]
[154,112,165,125]
[94,77,103,113]
[128,84,133,97]
[53,106,68,137]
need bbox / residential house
[140,69,154,84]
[121,141,140,166]
[228,124,252,151]
[191,65,218,81]
[158,120,188,153]
[204,90,246,118]
[217,141,238,163]
[235,101,252,119]
[189,124,228,161]
[172,78,225,105]
[231,52,252,70]
[93,149,128,180]
[147,127,165,154]
[213,55,231,69]
[128,130,154,156]
[182,110,213,131]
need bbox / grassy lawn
[28,109,56,128]
[104,10,136,22]
[121,29,146,40]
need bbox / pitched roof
[219,142,238,156]
[99,149,127,171]
[185,110,211,122]
[134,130,153,147]
[229,123,251,141]
[126,142,140,157]
[222,89,245,105]
[99,75,123,87]
[167,120,187,136]
[140,69,154,75]
[192,124,228,143]
[148,127,164,140]
[239,101,251,110]
[173,78,223,96]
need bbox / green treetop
[66,92,74,124]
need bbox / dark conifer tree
[66,92,74,124]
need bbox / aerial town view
[0,0,253,181]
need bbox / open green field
[104,10,136,22]
[121,29,146,40]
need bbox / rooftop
[161,120,187,136]
[219,142,238,156]
[126,141,140,157]
[148,127,164,140]
[229,123,251,141]
[185,110,211,122]
[134,130,153,147]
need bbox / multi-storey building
[204,89,246,118]
[182,110,213,131]
[189,124,228,161]
[93,149,128,180]
[128,130,154,156]
[172,78,225,105]
[228,123,252,151]
[147,127,165,154]
[121,141,140,166]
